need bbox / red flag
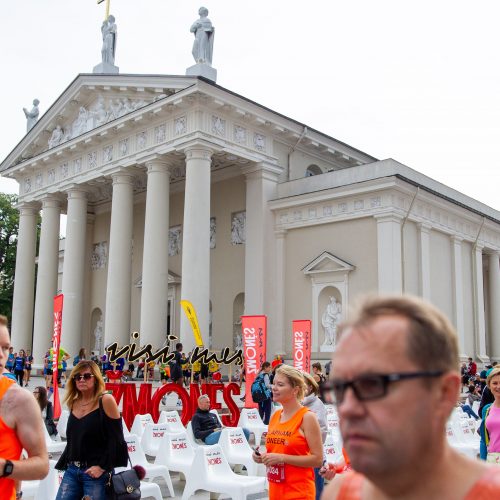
[52,294,64,419]
[241,315,267,409]
[292,320,312,373]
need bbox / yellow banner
[180,300,204,347]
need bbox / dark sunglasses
[321,371,444,405]
[73,373,94,382]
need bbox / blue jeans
[314,467,324,500]
[461,404,479,420]
[258,399,272,425]
[56,464,108,500]
[204,428,251,445]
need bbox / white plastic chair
[130,413,153,438]
[219,427,265,476]
[43,423,66,454]
[446,422,477,458]
[141,422,171,457]
[472,400,480,416]
[125,434,175,497]
[158,410,185,432]
[210,409,224,427]
[22,459,59,500]
[181,444,266,500]
[186,421,201,449]
[154,430,195,480]
[237,408,268,445]
[56,410,70,440]
[323,432,343,465]
[122,417,131,436]
[460,419,480,446]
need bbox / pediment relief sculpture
[46,95,151,150]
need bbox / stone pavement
[23,375,269,499]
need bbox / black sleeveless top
[55,398,128,471]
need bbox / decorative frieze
[48,169,56,184]
[231,211,246,245]
[253,133,266,151]
[119,138,129,157]
[88,151,97,169]
[155,124,166,143]
[103,145,113,163]
[60,163,69,179]
[234,125,246,144]
[168,225,182,256]
[174,116,187,135]
[91,241,108,270]
[211,115,225,136]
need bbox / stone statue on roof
[101,15,117,65]
[190,7,215,65]
[23,99,40,132]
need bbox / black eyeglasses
[321,371,444,405]
[73,373,94,382]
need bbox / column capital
[184,148,213,162]
[40,195,62,210]
[145,159,173,174]
[374,213,404,224]
[242,161,282,181]
[16,203,39,216]
[417,222,432,233]
[474,242,485,252]
[451,235,463,244]
[275,228,288,238]
[111,171,136,185]
[66,187,89,200]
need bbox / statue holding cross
[93,0,119,73]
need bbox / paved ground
[23,375,269,499]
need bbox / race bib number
[267,463,285,483]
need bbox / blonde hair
[302,371,320,396]
[0,315,8,327]
[275,364,307,401]
[64,360,105,410]
[487,367,500,388]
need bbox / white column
[473,244,487,360]
[451,236,466,357]
[418,223,431,300]
[33,197,61,366]
[104,173,135,348]
[243,163,282,312]
[274,229,287,356]
[61,189,88,357]
[140,160,171,349]
[10,204,38,350]
[375,214,403,293]
[489,252,500,359]
[179,148,212,352]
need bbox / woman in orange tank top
[253,365,323,499]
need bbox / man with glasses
[322,295,500,499]
[0,315,49,499]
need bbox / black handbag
[106,464,141,500]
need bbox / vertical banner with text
[52,294,64,419]
[241,315,267,408]
[292,319,311,373]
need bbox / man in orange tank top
[0,315,49,500]
[322,295,500,500]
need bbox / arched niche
[90,307,103,356]
[232,293,245,350]
[305,164,322,177]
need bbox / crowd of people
[3,295,500,499]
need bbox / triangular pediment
[302,251,354,275]
[134,271,181,288]
[0,73,199,173]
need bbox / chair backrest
[166,431,196,461]
[472,400,480,415]
[210,409,224,427]
[125,434,148,466]
[446,422,463,445]
[186,421,201,448]
[122,418,131,436]
[56,410,70,439]
[238,408,265,428]
[130,413,153,437]
[323,433,343,464]
[141,422,171,455]
[159,410,185,432]
[219,427,253,459]
[194,444,234,479]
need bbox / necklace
[79,400,92,407]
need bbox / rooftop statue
[23,99,40,132]
[190,7,214,65]
[101,15,117,65]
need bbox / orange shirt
[266,406,315,500]
[336,468,500,500]
[0,377,23,500]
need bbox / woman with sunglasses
[253,364,323,499]
[55,360,128,499]
[34,386,57,436]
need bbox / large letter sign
[241,315,267,409]
[292,319,311,373]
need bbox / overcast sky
[1,0,499,212]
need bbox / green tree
[0,193,19,319]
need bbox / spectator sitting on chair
[192,394,250,445]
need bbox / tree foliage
[0,193,19,319]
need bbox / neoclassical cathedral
[2,10,500,370]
